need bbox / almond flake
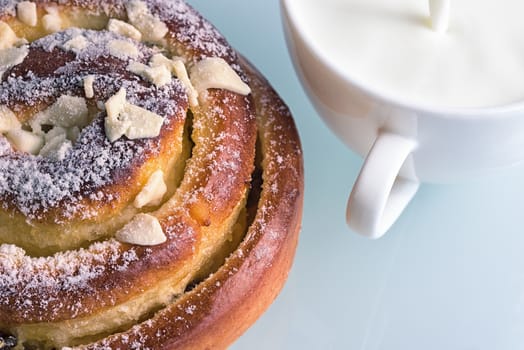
[108,39,139,60]
[128,60,171,87]
[0,21,21,49]
[173,59,198,106]
[6,129,44,155]
[17,2,38,27]
[42,7,61,33]
[104,88,164,142]
[83,75,95,98]
[0,106,21,133]
[134,170,167,208]
[39,133,71,160]
[107,19,142,41]
[115,213,166,246]
[30,95,89,134]
[44,126,67,142]
[104,87,126,119]
[0,45,28,77]
[190,57,251,96]
[122,103,164,140]
[62,35,88,53]
[125,0,168,43]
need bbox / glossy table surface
[187,1,524,349]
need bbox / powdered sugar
[0,28,187,221]
[37,28,145,60]
[123,0,235,64]
[0,240,139,318]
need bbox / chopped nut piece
[108,39,139,60]
[31,95,89,134]
[128,61,171,87]
[17,2,37,27]
[105,88,126,119]
[149,53,174,68]
[62,35,88,53]
[125,0,168,43]
[0,21,21,49]
[145,65,172,86]
[44,126,67,142]
[5,129,44,155]
[2,102,82,159]
[0,106,21,133]
[127,61,147,74]
[121,103,164,140]
[107,19,142,41]
[42,7,61,33]
[0,45,28,77]
[115,213,167,246]
[190,57,251,96]
[173,59,198,106]
[134,170,167,208]
[35,126,77,160]
[144,54,198,105]
[83,75,95,98]
[39,133,71,160]
[104,88,164,142]
[67,126,80,142]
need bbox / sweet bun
[0,1,303,349]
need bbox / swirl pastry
[0,1,303,349]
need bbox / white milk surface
[296,0,524,108]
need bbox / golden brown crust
[80,57,304,350]
[0,1,303,348]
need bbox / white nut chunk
[61,35,88,53]
[105,87,127,122]
[134,170,167,208]
[0,106,21,133]
[107,19,142,41]
[17,1,38,27]
[190,57,251,96]
[39,127,72,161]
[30,95,89,134]
[140,54,198,106]
[39,134,72,160]
[125,0,168,43]
[115,213,167,246]
[5,129,44,155]
[83,75,95,99]
[0,45,29,77]
[108,39,139,60]
[172,59,199,107]
[104,88,164,142]
[128,60,171,87]
[0,21,22,49]
[42,7,62,33]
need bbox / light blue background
[187,1,524,349]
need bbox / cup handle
[347,132,419,239]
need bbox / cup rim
[281,0,524,118]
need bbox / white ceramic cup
[281,0,524,238]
